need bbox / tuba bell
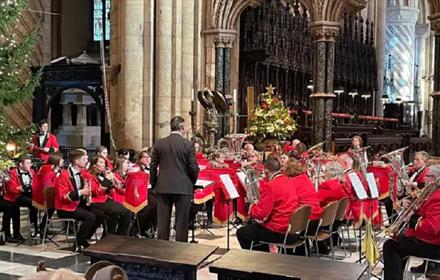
[240,166,260,204]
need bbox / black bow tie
[21,172,30,175]
[39,133,46,136]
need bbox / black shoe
[14,234,26,242]
[410,261,435,273]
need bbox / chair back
[44,187,56,210]
[320,200,339,227]
[288,205,312,234]
[335,197,349,222]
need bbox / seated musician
[270,144,283,161]
[4,156,39,238]
[285,158,326,252]
[242,143,255,161]
[84,156,131,236]
[290,142,307,161]
[236,157,300,251]
[110,156,128,205]
[35,152,64,235]
[280,153,289,174]
[28,119,59,162]
[95,145,113,171]
[317,162,348,208]
[211,151,229,168]
[337,153,363,228]
[55,150,104,251]
[350,135,363,150]
[0,170,21,243]
[194,142,206,161]
[383,165,440,280]
[240,151,263,172]
[406,151,430,192]
[132,148,158,237]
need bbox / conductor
[150,116,200,242]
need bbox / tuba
[241,166,260,204]
[381,147,409,197]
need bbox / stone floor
[0,217,432,280]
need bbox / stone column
[118,0,144,148]
[428,12,440,155]
[414,24,429,129]
[180,0,195,125]
[385,6,419,102]
[309,22,339,151]
[77,104,87,126]
[214,43,224,92]
[375,0,386,116]
[155,0,173,139]
[61,103,71,126]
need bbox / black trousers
[15,193,38,232]
[57,205,102,247]
[0,200,20,237]
[236,222,298,252]
[137,190,158,236]
[383,237,440,280]
[157,193,191,242]
[91,200,131,236]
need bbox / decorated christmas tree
[246,85,296,140]
[0,0,40,169]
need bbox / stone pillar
[309,22,339,151]
[214,44,224,92]
[385,6,419,102]
[61,103,71,126]
[180,0,195,125]
[375,0,386,116]
[155,0,173,139]
[414,24,429,130]
[118,0,145,148]
[77,104,87,126]
[428,12,440,155]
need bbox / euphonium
[385,177,440,238]
[241,166,260,204]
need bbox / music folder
[219,174,240,200]
[365,172,379,199]
[236,171,247,187]
[348,172,368,200]
[195,179,214,189]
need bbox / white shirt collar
[70,166,81,175]
[171,131,183,136]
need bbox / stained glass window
[93,0,111,41]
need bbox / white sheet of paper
[219,174,240,199]
[195,179,213,188]
[348,172,368,200]
[236,171,247,186]
[366,172,379,199]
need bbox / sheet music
[195,179,214,188]
[348,172,368,200]
[219,174,240,199]
[236,171,247,186]
[365,172,379,199]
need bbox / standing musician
[84,156,131,236]
[4,156,39,237]
[150,116,200,242]
[55,150,104,252]
[236,157,300,251]
[0,169,21,243]
[28,119,59,162]
[383,166,440,280]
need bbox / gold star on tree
[265,84,276,96]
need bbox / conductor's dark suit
[150,132,199,242]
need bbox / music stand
[349,172,381,280]
[219,174,240,251]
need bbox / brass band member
[236,157,300,251]
[242,143,255,161]
[95,145,113,171]
[28,119,59,162]
[383,166,440,280]
[55,150,103,252]
[85,156,131,236]
[406,151,430,191]
[4,156,38,237]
